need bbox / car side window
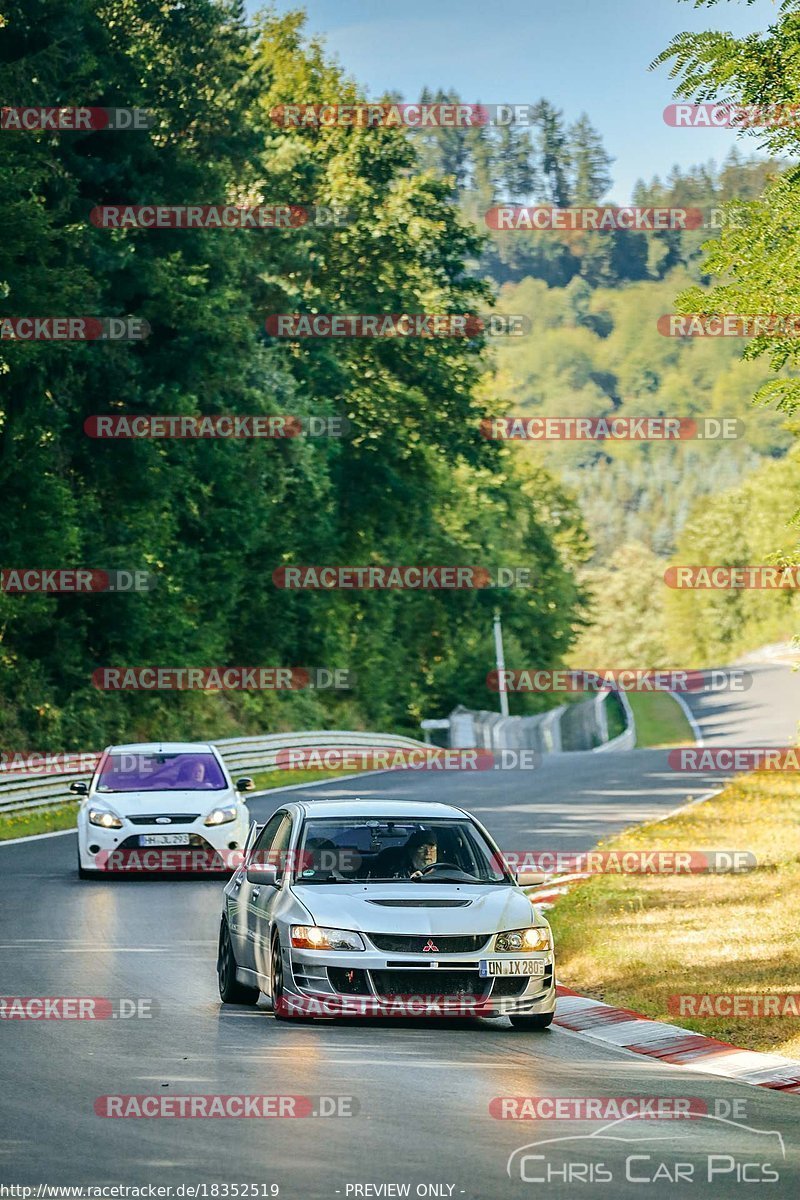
[250,812,286,867]
[269,816,294,883]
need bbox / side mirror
[70,781,88,796]
[246,863,279,887]
[235,777,255,793]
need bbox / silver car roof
[293,798,470,820]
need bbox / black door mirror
[235,777,255,793]
[246,863,278,887]
[69,781,88,796]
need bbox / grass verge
[627,691,695,747]
[0,801,79,841]
[548,771,800,1057]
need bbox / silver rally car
[217,798,556,1027]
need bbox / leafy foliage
[0,2,588,747]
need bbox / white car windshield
[96,752,227,792]
[291,817,512,884]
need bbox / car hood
[91,788,235,817]
[291,883,538,934]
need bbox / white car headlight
[290,925,366,952]
[88,805,123,830]
[204,804,239,827]
[495,927,552,953]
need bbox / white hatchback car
[75,742,252,877]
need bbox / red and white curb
[526,872,591,909]
[554,985,800,1094]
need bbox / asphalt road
[2,663,799,1199]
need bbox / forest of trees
[0,0,594,748]
[404,69,799,670]
[3,0,800,749]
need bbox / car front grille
[367,933,490,954]
[490,977,531,998]
[369,970,490,999]
[126,814,201,825]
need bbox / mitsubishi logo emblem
[422,940,439,953]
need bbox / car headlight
[88,805,123,830]
[204,804,239,827]
[495,927,552,953]
[290,925,366,952]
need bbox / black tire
[217,919,260,1005]
[509,1011,554,1030]
[271,932,308,1021]
[77,848,101,880]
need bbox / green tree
[567,113,613,204]
[532,99,571,206]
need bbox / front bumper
[280,943,556,1018]
[77,809,249,873]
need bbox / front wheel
[217,919,260,1005]
[509,1011,554,1030]
[77,847,101,880]
[271,933,309,1021]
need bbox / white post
[493,608,509,718]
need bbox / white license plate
[140,833,190,847]
[479,959,546,978]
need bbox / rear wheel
[217,919,260,1005]
[509,1011,554,1030]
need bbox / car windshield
[291,817,511,884]
[95,751,227,792]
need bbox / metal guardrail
[446,690,636,754]
[0,730,431,815]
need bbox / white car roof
[295,798,468,820]
[103,742,218,754]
